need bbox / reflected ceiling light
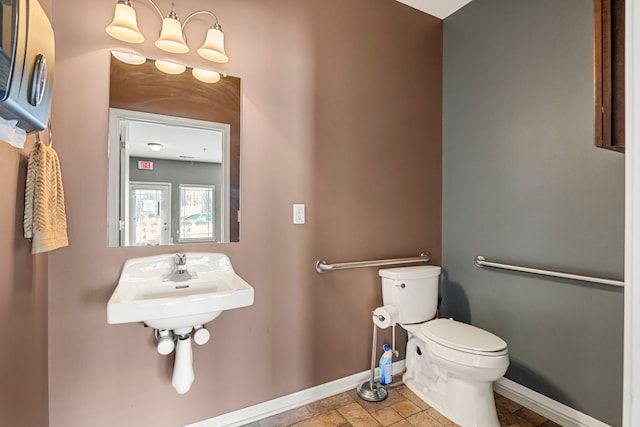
[147,142,163,152]
[111,50,146,65]
[106,0,229,63]
[154,59,186,75]
[192,68,221,84]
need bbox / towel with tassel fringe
[23,141,68,254]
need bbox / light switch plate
[293,204,305,224]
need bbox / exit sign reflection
[138,161,153,170]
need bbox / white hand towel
[24,142,69,254]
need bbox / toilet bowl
[378,266,509,427]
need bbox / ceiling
[395,0,473,19]
[127,120,223,163]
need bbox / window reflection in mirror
[107,54,240,246]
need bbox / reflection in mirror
[109,109,230,245]
[107,53,240,246]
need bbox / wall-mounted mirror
[107,54,240,246]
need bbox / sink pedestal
[172,327,195,394]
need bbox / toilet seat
[420,318,507,356]
[404,322,509,372]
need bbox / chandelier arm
[144,0,165,20]
[182,10,219,29]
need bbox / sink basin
[107,253,254,329]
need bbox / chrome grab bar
[474,255,624,288]
[315,252,430,273]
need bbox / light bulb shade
[106,3,144,43]
[155,18,189,54]
[111,50,146,65]
[197,27,229,63]
[192,68,221,83]
[154,59,186,75]
[147,143,163,152]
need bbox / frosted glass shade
[154,60,186,75]
[105,3,144,43]
[111,50,146,65]
[192,68,221,83]
[155,18,189,54]
[197,27,229,63]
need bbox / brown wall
[0,2,51,426]
[0,143,49,427]
[48,1,442,426]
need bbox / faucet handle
[175,252,187,266]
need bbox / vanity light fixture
[147,142,163,152]
[105,0,144,43]
[106,0,229,63]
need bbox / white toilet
[379,265,509,427]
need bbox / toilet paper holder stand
[373,312,399,358]
[356,312,398,402]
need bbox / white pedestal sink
[107,253,254,393]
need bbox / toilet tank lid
[378,265,441,279]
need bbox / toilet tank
[379,265,441,324]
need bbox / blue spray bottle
[379,343,393,385]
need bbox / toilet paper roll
[372,305,399,329]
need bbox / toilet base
[403,332,503,427]
[403,372,500,427]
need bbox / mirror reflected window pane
[179,185,216,242]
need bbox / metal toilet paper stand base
[356,316,388,402]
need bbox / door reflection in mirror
[108,109,230,246]
[129,182,171,246]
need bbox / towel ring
[35,121,52,147]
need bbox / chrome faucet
[168,252,192,282]
[175,253,187,271]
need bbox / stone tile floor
[241,381,562,427]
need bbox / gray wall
[442,0,624,425]
[130,157,223,243]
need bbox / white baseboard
[494,377,610,427]
[185,360,406,427]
